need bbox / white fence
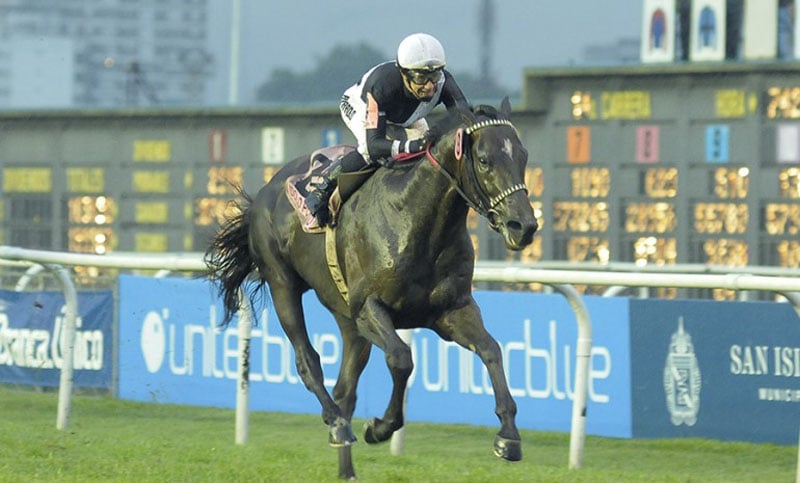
[1,246,800,473]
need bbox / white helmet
[396,33,446,71]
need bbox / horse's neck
[399,153,469,241]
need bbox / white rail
[1,246,798,472]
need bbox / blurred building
[582,37,641,66]
[0,0,213,108]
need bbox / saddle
[285,146,376,233]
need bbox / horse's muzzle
[505,218,538,250]
[489,209,538,251]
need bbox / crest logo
[663,317,702,426]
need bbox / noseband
[426,119,528,224]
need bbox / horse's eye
[478,156,489,165]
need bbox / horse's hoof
[363,417,394,444]
[328,417,357,447]
[493,435,522,461]
[363,418,381,444]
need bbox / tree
[255,43,386,104]
[254,41,516,105]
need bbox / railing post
[547,284,592,470]
[45,264,79,431]
[235,288,254,445]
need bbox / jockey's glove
[403,136,429,154]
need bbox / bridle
[425,118,528,227]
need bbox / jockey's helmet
[396,33,446,72]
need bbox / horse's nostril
[507,220,522,232]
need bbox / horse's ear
[500,96,512,119]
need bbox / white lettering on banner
[139,305,612,403]
[773,346,800,377]
[405,319,611,403]
[729,345,769,375]
[729,344,800,377]
[0,307,103,371]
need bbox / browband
[464,119,515,135]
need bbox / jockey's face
[401,68,442,101]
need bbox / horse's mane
[427,102,508,145]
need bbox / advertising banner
[0,290,113,388]
[118,276,633,438]
[629,298,800,444]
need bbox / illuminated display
[571,167,609,197]
[601,91,651,120]
[713,167,749,199]
[570,91,596,120]
[135,233,168,252]
[779,168,800,198]
[566,236,610,263]
[67,196,115,224]
[552,201,609,232]
[194,197,240,226]
[67,168,105,193]
[572,90,652,121]
[701,238,749,265]
[133,171,170,193]
[766,87,800,119]
[777,240,800,267]
[3,167,52,193]
[763,203,800,235]
[525,167,544,198]
[642,167,678,197]
[566,126,591,164]
[135,202,169,224]
[716,89,747,118]
[625,202,676,233]
[633,237,677,266]
[693,202,748,234]
[208,167,243,195]
[68,227,115,254]
[133,140,171,162]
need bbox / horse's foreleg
[433,300,522,462]
[271,286,355,447]
[356,297,412,444]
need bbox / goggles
[403,68,444,85]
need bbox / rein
[425,118,528,221]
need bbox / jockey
[306,32,470,221]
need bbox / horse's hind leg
[433,299,522,461]
[269,284,356,446]
[332,317,371,480]
[332,316,372,420]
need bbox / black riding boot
[305,175,335,218]
[306,150,367,226]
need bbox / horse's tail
[204,190,259,326]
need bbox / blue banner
[118,276,632,438]
[630,299,800,444]
[0,290,113,388]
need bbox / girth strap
[324,226,349,305]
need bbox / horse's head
[429,97,538,250]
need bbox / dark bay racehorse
[205,98,538,479]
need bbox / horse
[205,98,538,479]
